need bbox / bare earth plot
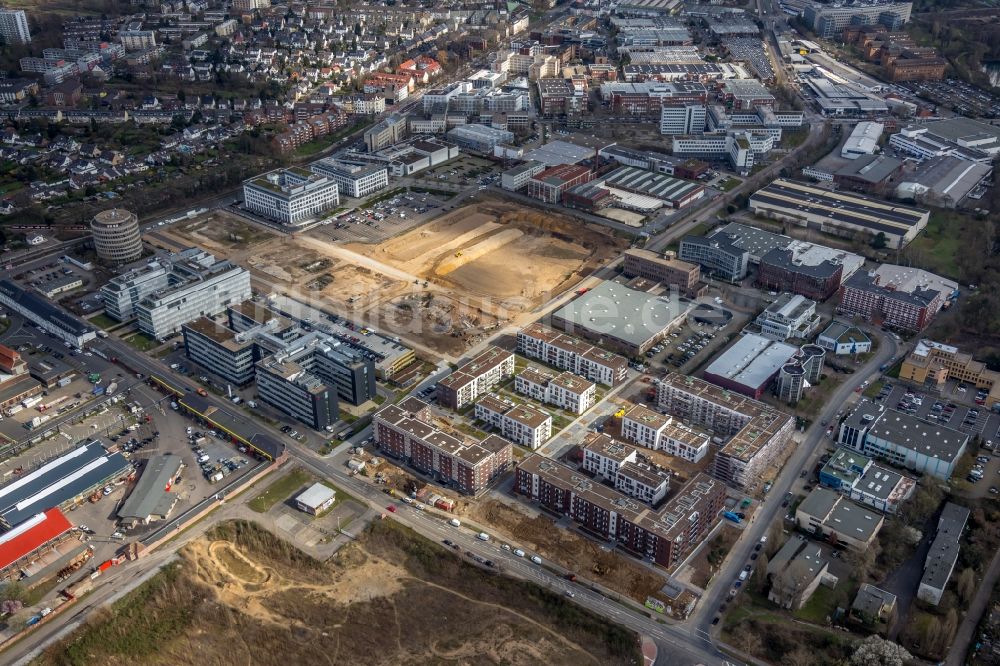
[33,520,641,666]
[160,199,626,358]
[465,499,667,605]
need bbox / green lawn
[718,177,742,192]
[293,120,371,158]
[454,421,489,439]
[125,333,158,353]
[247,468,311,513]
[904,211,963,278]
[793,580,854,625]
[89,313,121,330]
[372,394,386,405]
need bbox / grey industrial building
[117,454,183,525]
[749,179,929,249]
[0,280,96,348]
[550,280,694,354]
[918,502,970,606]
[0,441,132,529]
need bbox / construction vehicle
[614,407,626,418]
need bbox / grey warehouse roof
[117,454,183,520]
[551,280,693,348]
[0,441,131,528]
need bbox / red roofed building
[0,345,26,376]
[0,507,74,582]
[527,164,594,203]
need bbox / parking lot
[874,382,1000,445]
[310,189,453,245]
[643,304,742,374]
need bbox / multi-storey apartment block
[517,323,628,386]
[621,404,711,462]
[374,397,512,495]
[474,394,552,450]
[516,455,724,569]
[656,374,795,488]
[437,346,515,410]
[581,433,670,504]
[514,368,596,414]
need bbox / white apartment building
[119,30,157,51]
[243,168,340,225]
[582,433,670,504]
[514,368,596,415]
[310,158,388,198]
[517,323,629,386]
[0,8,31,44]
[660,103,706,135]
[475,394,552,450]
[621,404,711,462]
[615,462,670,504]
[583,434,638,479]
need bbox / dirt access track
[160,198,625,359]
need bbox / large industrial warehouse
[0,441,132,529]
[748,178,929,249]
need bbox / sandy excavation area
[159,199,626,358]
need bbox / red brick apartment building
[515,454,725,568]
[374,397,512,495]
[436,346,515,410]
[837,267,955,331]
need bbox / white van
[530,555,542,565]
[476,532,490,541]
[448,518,461,527]
[738,571,749,582]
[513,548,525,557]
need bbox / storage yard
[34,520,640,666]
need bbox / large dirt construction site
[339,199,626,355]
[158,199,625,358]
[35,520,640,666]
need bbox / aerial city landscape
[0,0,998,662]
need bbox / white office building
[672,130,774,175]
[0,9,31,45]
[100,261,171,320]
[101,248,251,339]
[754,293,821,341]
[660,103,707,135]
[243,168,340,225]
[310,159,388,198]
